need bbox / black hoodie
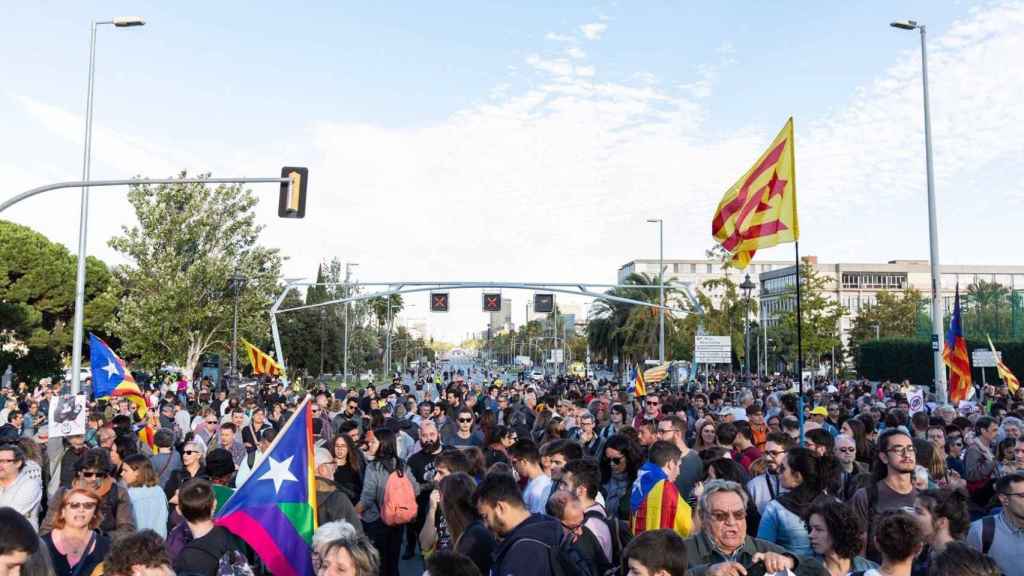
[491,513,563,576]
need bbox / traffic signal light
[278,166,308,218]
[534,293,554,313]
[483,293,501,312]
[430,292,449,312]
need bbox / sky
[3,1,1024,344]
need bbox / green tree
[588,272,682,366]
[848,288,925,368]
[767,259,845,374]
[0,220,119,382]
[108,174,283,378]
[964,279,1012,339]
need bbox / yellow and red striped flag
[988,336,1020,395]
[712,118,799,269]
[630,462,693,537]
[242,339,284,377]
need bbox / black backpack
[516,533,594,576]
[583,508,633,572]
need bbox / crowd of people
[0,368,1021,576]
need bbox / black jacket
[491,513,563,576]
[173,525,248,576]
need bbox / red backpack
[381,463,417,526]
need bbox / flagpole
[795,241,805,446]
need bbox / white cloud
[545,32,574,42]
[566,46,586,59]
[580,22,608,40]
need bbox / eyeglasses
[80,471,108,479]
[951,441,963,447]
[764,450,786,458]
[657,428,678,435]
[837,447,857,453]
[886,446,916,456]
[708,510,746,524]
[66,501,98,511]
[458,418,473,423]
[1001,492,1024,498]
[645,401,659,406]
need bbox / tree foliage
[848,288,925,369]
[767,259,845,372]
[0,220,118,382]
[107,175,282,378]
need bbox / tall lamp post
[227,271,247,386]
[342,262,358,384]
[71,16,145,395]
[740,274,756,387]
[646,218,665,364]
[891,19,947,403]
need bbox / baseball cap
[809,406,829,416]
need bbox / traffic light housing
[534,293,554,313]
[430,292,449,312]
[278,166,308,218]
[483,293,501,312]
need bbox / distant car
[530,369,544,382]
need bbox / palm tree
[588,273,682,366]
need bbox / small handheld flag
[634,363,647,397]
[712,118,799,269]
[987,336,1020,395]
[216,396,317,576]
[943,286,972,403]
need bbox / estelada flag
[943,286,972,403]
[243,339,284,376]
[216,397,317,576]
[987,335,1020,395]
[712,118,799,269]
[630,461,693,537]
[88,333,149,417]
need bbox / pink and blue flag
[216,397,317,576]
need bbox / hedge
[858,337,1024,388]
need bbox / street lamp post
[740,274,755,387]
[228,271,246,386]
[891,19,947,403]
[71,16,145,395]
[342,262,358,384]
[646,219,665,364]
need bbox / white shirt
[523,474,553,514]
[0,468,42,530]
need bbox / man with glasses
[682,479,813,576]
[633,394,662,429]
[572,411,604,458]
[833,434,868,500]
[850,428,918,563]
[443,407,483,449]
[747,432,791,515]
[967,471,1024,576]
[658,415,703,501]
[0,444,41,529]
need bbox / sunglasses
[837,447,857,453]
[184,450,201,455]
[81,471,108,479]
[66,501,98,511]
[645,401,659,406]
[206,420,217,425]
[458,418,473,423]
[607,456,623,465]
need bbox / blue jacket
[491,513,562,576]
[757,499,813,557]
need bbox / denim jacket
[757,499,813,557]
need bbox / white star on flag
[103,360,119,378]
[259,455,298,493]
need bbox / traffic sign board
[972,349,1001,368]
[695,335,731,364]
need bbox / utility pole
[343,262,358,384]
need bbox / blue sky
[3,1,1023,343]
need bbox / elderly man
[834,434,869,500]
[683,479,826,576]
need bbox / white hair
[313,520,358,551]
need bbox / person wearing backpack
[474,472,591,576]
[173,478,253,576]
[355,426,420,576]
[563,458,632,572]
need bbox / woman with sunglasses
[163,440,208,500]
[599,433,643,521]
[41,448,136,541]
[43,488,111,576]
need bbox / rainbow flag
[89,333,149,417]
[943,286,972,403]
[216,397,317,576]
[629,462,693,537]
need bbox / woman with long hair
[808,500,876,576]
[439,472,495,576]
[120,454,169,537]
[694,418,719,451]
[757,447,834,556]
[600,434,643,522]
[355,426,420,576]
[42,488,111,576]
[331,434,364,505]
